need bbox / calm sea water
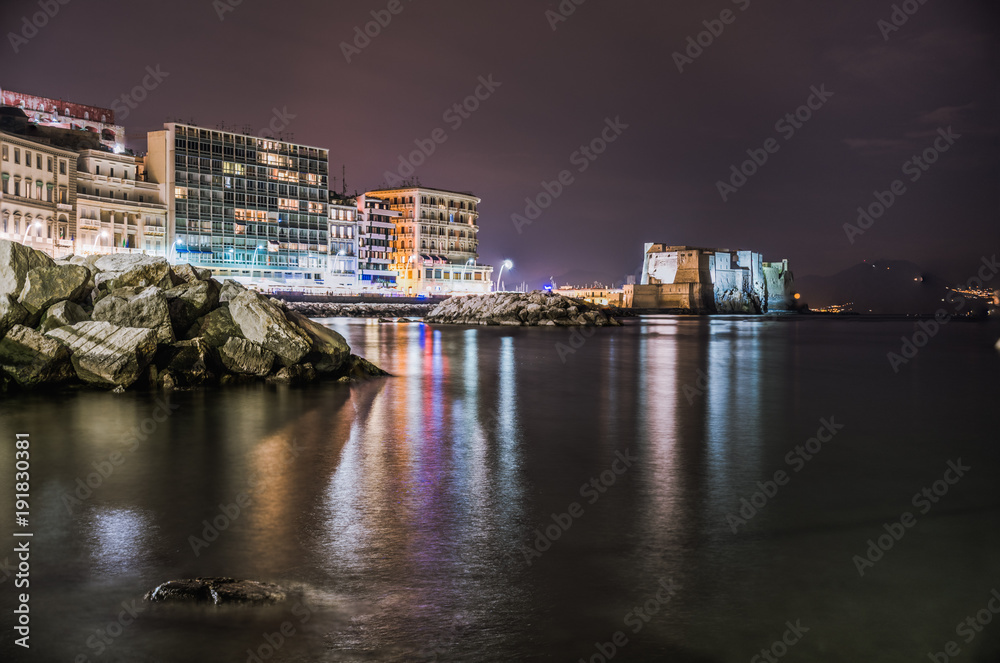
[1,316,999,663]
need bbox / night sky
[3,0,997,286]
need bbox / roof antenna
[342,165,346,196]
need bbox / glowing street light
[496,259,513,291]
[92,230,109,250]
[21,221,42,244]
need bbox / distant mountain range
[796,260,964,314]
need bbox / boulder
[169,263,202,284]
[336,354,391,382]
[219,337,275,376]
[46,321,158,388]
[164,280,220,332]
[93,254,171,291]
[156,338,214,386]
[268,362,318,384]
[0,239,54,299]
[0,324,74,387]
[144,578,285,606]
[219,279,247,304]
[92,287,175,344]
[0,294,28,338]
[228,290,310,365]
[18,264,91,321]
[185,306,243,348]
[285,310,350,373]
[39,300,90,333]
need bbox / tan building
[626,244,795,313]
[365,185,493,294]
[555,286,624,307]
[75,150,168,256]
[0,129,77,258]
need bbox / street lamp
[21,221,41,244]
[496,259,513,291]
[92,230,108,251]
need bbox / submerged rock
[144,578,286,605]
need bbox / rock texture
[284,301,434,319]
[39,300,90,333]
[18,264,91,321]
[92,287,175,344]
[0,239,387,391]
[426,291,621,327]
[229,290,311,365]
[46,321,158,388]
[0,325,74,387]
[144,578,286,606]
[219,337,276,376]
[0,295,28,337]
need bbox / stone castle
[624,244,796,313]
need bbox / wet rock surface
[144,578,286,606]
[284,301,434,318]
[0,240,387,391]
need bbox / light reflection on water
[1,317,998,662]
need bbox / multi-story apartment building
[356,195,397,290]
[327,195,357,290]
[0,125,77,258]
[146,123,330,283]
[365,185,492,294]
[75,150,167,256]
[0,88,125,153]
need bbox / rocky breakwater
[0,240,387,392]
[425,291,621,327]
[284,301,434,319]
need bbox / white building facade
[366,185,492,294]
[75,150,167,256]
[0,131,77,258]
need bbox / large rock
[0,324,74,387]
[18,264,91,321]
[92,287,175,344]
[219,337,275,376]
[164,280,221,332]
[46,321,158,388]
[228,290,310,364]
[156,338,214,386]
[337,354,391,382]
[285,310,350,373]
[185,306,243,348]
[219,279,247,304]
[93,254,171,291]
[0,239,54,298]
[0,294,28,338]
[169,263,203,285]
[144,578,286,606]
[39,300,90,333]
